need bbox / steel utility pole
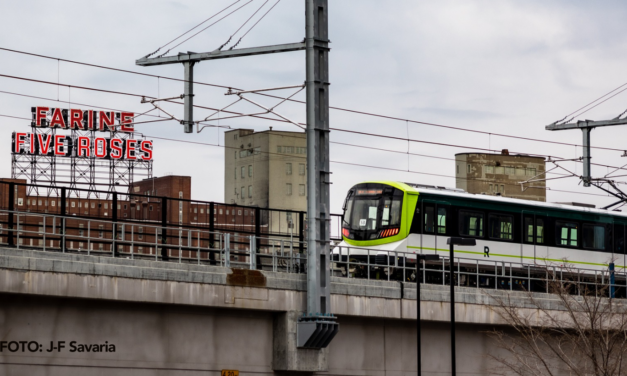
[546,118,627,187]
[296,0,339,349]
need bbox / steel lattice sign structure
[11,107,153,198]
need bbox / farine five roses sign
[11,107,153,161]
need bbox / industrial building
[455,151,547,202]
[224,128,307,211]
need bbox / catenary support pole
[306,0,331,317]
[417,260,422,376]
[450,242,456,376]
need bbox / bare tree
[487,269,627,376]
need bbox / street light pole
[416,254,439,376]
[446,237,476,376]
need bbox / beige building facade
[455,152,546,202]
[224,129,307,211]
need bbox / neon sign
[10,107,153,161]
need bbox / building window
[241,166,245,178]
[467,164,471,173]
[495,166,504,174]
[17,198,23,206]
[489,184,493,193]
[500,185,505,194]
[299,184,305,196]
[504,167,515,175]
[286,163,292,175]
[235,151,237,159]
[527,168,537,176]
[234,167,237,180]
[516,167,525,176]
[71,202,75,208]
[286,183,292,196]
[485,165,494,174]
[38,200,42,206]
[277,146,282,153]
[138,226,143,240]
[79,224,84,237]
[104,203,108,209]
[248,185,252,198]
[91,202,95,209]
[241,186,245,199]
[248,165,253,177]
[51,200,55,207]
[98,225,104,238]
[299,164,305,175]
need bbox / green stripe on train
[406,245,624,268]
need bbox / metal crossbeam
[135,42,306,66]
[546,118,627,186]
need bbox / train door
[523,213,548,265]
[613,223,625,271]
[421,200,450,257]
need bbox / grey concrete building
[225,128,307,211]
[455,151,547,202]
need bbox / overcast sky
[2,0,627,212]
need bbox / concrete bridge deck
[0,246,563,375]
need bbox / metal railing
[0,209,306,272]
[331,245,627,298]
[1,207,624,297]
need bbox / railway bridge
[0,245,578,376]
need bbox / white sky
[2,0,627,213]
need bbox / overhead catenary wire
[156,0,254,58]
[1,74,626,174]
[144,0,243,58]
[229,0,281,50]
[3,47,625,153]
[563,80,627,119]
[218,0,269,51]
[0,111,615,199]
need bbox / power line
[0,111,613,199]
[2,47,625,153]
[229,0,281,50]
[565,81,627,119]
[0,76,625,174]
[144,0,244,58]
[157,0,254,57]
[218,0,269,51]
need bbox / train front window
[342,184,404,240]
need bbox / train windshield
[342,184,404,241]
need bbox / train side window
[614,224,625,254]
[437,207,447,234]
[524,217,534,243]
[424,205,435,234]
[583,224,605,250]
[489,214,513,241]
[459,210,484,237]
[556,221,578,247]
[536,218,545,244]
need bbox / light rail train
[334,181,627,273]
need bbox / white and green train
[334,181,627,271]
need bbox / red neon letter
[87,110,95,130]
[110,139,123,159]
[69,109,84,129]
[140,140,153,161]
[37,134,52,154]
[125,139,137,160]
[35,107,49,126]
[30,133,35,154]
[54,135,66,156]
[77,136,90,157]
[14,132,26,153]
[120,112,134,132]
[49,108,66,128]
[99,111,115,131]
[94,138,107,158]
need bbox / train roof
[357,181,627,220]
